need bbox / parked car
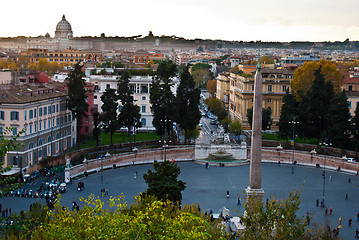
[347,158,355,162]
[199,123,203,130]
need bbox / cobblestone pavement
[1,162,358,239]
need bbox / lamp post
[289,117,299,174]
[319,141,331,207]
[310,149,317,163]
[133,147,138,163]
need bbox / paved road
[1,162,358,239]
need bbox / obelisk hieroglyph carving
[246,61,264,201]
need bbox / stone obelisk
[246,61,264,201]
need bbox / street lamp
[133,147,138,163]
[289,117,299,174]
[310,149,317,163]
[319,141,331,207]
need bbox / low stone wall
[261,147,359,173]
[70,146,195,178]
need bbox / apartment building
[20,48,102,65]
[0,83,76,171]
[90,74,179,130]
[217,68,293,130]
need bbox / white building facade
[89,74,179,131]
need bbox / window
[56,117,60,126]
[68,114,71,122]
[44,121,46,130]
[34,123,37,132]
[24,110,27,120]
[48,106,51,114]
[0,111,4,120]
[283,85,287,92]
[44,106,47,115]
[141,85,148,93]
[39,108,42,117]
[94,95,97,99]
[349,85,353,91]
[94,85,99,91]
[29,110,33,119]
[12,127,17,135]
[34,109,37,118]
[142,106,146,113]
[52,105,55,113]
[10,111,19,120]
[56,104,59,112]
[30,124,33,134]
[142,96,146,101]
[268,85,272,92]
[0,126,2,133]
[349,101,352,108]
[267,99,272,103]
[61,117,64,124]
[52,118,55,127]
[48,119,51,128]
[252,85,254,91]
[39,138,43,146]
[141,118,146,127]
[39,121,42,131]
[65,115,67,123]
[106,84,110,89]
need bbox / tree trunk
[128,126,132,150]
[110,132,113,149]
[184,129,187,145]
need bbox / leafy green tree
[150,60,177,140]
[239,189,335,239]
[143,160,186,204]
[91,107,101,147]
[117,71,141,149]
[191,63,211,72]
[246,107,272,130]
[205,97,227,121]
[327,91,351,149]
[66,63,89,143]
[228,120,242,136]
[101,88,119,147]
[0,127,24,191]
[192,69,210,89]
[175,67,201,144]
[30,194,228,239]
[307,66,334,140]
[291,59,342,101]
[351,104,359,160]
[278,89,298,139]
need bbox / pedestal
[246,186,264,202]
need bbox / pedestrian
[9,208,11,216]
[357,212,359,221]
[105,188,108,196]
[5,208,8,218]
[356,228,359,238]
[325,208,328,215]
[339,217,342,229]
[0,203,2,212]
[306,212,310,226]
[227,190,229,198]
[316,199,319,207]
[330,208,332,215]
[329,176,332,181]
[237,196,241,205]
[349,218,352,226]
[134,171,138,178]
[345,193,348,200]
[349,178,351,183]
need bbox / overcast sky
[1,0,358,42]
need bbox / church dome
[56,15,72,31]
[55,15,73,39]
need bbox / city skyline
[1,0,358,42]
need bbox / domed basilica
[55,15,73,39]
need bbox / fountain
[195,125,247,162]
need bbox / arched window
[48,135,52,142]
[39,138,43,146]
